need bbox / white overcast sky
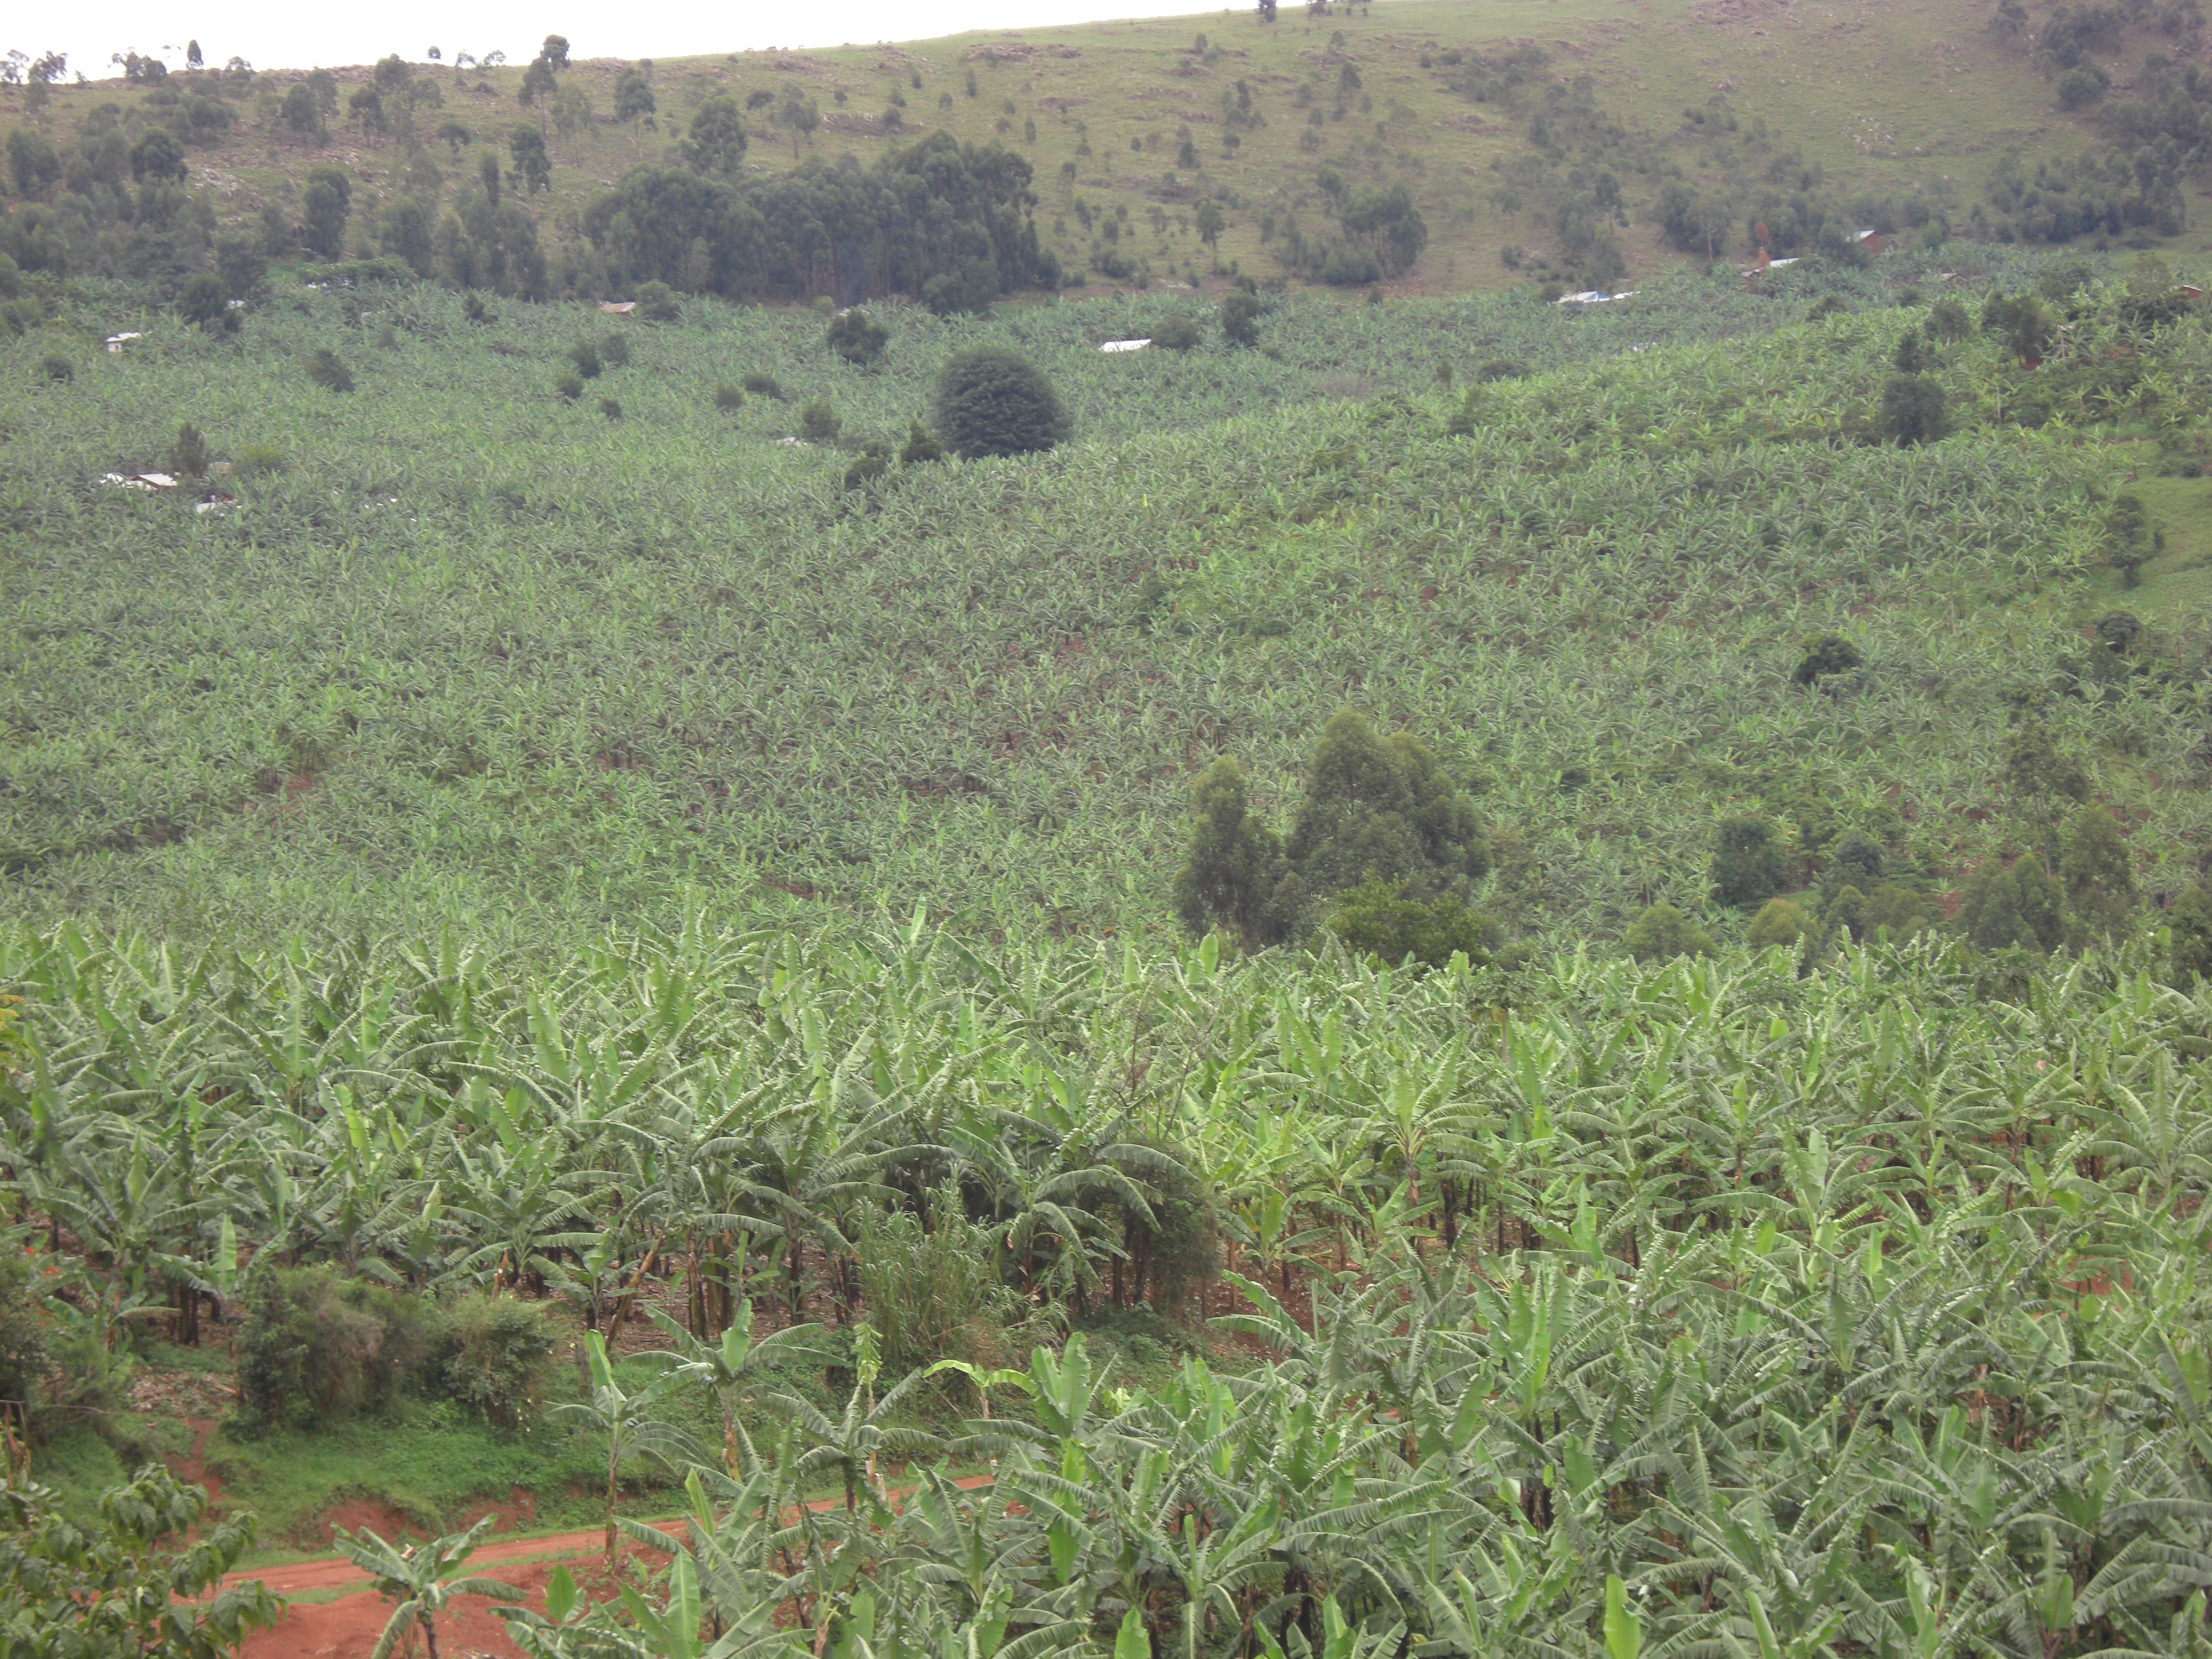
[24,0,1239,78]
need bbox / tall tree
[1173,758,1286,947]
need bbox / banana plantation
[6,249,2199,950]
[6,918,2212,1656]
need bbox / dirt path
[227,1475,996,1659]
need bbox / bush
[1151,314,1202,351]
[933,347,1070,460]
[1221,290,1264,348]
[741,371,784,399]
[1322,876,1490,970]
[1711,816,1785,909]
[843,445,890,492]
[599,397,623,421]
[855,1187,1034,1377]
[714,383,745,414]
[166,421,210,479]
[0,1251,45,1432]
[599,333,631,369]
[233,1267,439,1432]
[39,353,71,382]
[462,292,498,324]
[635,280,680,321]
[898,419,945,465]
[797,400,841,444]
[1927,296,1971,341]
[1959,857,2066,953]
[568,341,603,379]
[2171,883,2212,982]
[1745,896,1813,950]
[305,348,353,392]
[1791,632,1863,687]
[1624,902,1713,963]
[442,1292,554,1430]
[1879,373,1949,446]
[826,307,890,366]
[233,442,286,476]
[555,372,584,401]
[1806,295,1846,322]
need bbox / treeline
[582,131,1053,309]
[1,41,1058,312]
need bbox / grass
[0,0,2169,304]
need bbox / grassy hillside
[3,0,2198,302]
[5,244,2208,948]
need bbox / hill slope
[2,0,2202,303]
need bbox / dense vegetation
[12,244,2208,952]
[4,920,2212,1657]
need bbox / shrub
[1322,877,1490,970]
[462,292,498,324]
[555,372,584,401]
[797,400,841,444]
[599,333,630,369]
[933,347,1070,460]
[1711,816,1784,908]
[1151,314,1202,351]
[39,353,71,382]
[234,1267,439,1431]
[855,1187,1034,1376]
[599,397,623,420]
[233,442,286,475]
[1879,373,1949,446]
[1220,290,1264,348]
[826,307,890,366]
[741,371,784,399]
[1806,295,1846,322]
[166,421,210,479]
[1745,896,1813,950]
[714,383,745,414]
[442,1292,554,1430]
[0,1251,45,1431]
[305,348,353,392]
[0,1465,279,1655]
[1791,632,1863,687]
[2061,805,2136,941]
[843,445,890,492]
[2170,883,2212,982]
[898,419,945,465]
[1624,902,1713,963]
[1927,296,1970,341]
[568,341,602,379]
[174,272,236,334]
[635,280,680,321]
[1959,857,2067,953]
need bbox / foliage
[1321,875,1490,968]
[1959,854,2068,951]
[442,1292,555,1430]
[933,346,1070,460]
[1172,757,1286,948]
[826,308,889,367]
[164,422,208,480]
[233,1267,441,1432]
[2061,803,2137,940]
[1150,315,1202,351]
[304,347,353,392]
[330,1513,520,1659]
[1790,631,1863,687]
[1744,895,1813,948]
[1710,815,1785,908]
[2171,882,2212,980]
[1621,900,1713,960]
[797,400,841,444]
[1879,371,1949,445]
[0,1464,280,1658]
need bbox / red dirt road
[224,1477,995,1659]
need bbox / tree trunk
[605,1458,620,1575]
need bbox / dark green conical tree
[1710,816,1784,909]
[2061,805,2135,943]
[1172,758,1286,948]
[2169,883,2212,982]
